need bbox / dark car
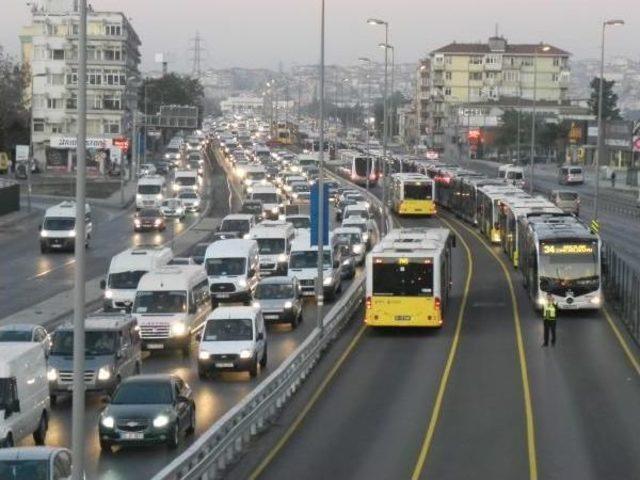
[240,199,264,221]
[133,208,166,232]
[190,242,210,265]
[99,374,195,452]
[253,276,303,328]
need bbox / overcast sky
[1,0,637,71]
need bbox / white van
[497,164,514,180]
[205,239,260,306]
[173,169,200,193]
[197,306,267,379]
[132,266,211,355]
[500,165,525,188]
[288,232,343,299]
[250,184,282,220]
[136,175,166,209]
[243,165,268,192]
[0,344,50,448]
[39,201,92,253]
[101,245,174,311]
[249,221,295,276]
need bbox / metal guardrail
[603,244,640,345]
[153,275,365,480]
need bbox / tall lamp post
[316,0,326,335]
[595,19,625,220]
[359,57,373,191]
[529,43,551,194]
[379,43,395,165]
[367,17,389,234]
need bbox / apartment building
[20,0,140,172]
[426,36,570,150]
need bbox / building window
[72,23,79,35]
[104,69,125,85]
[553,57,560,66]
[445,71,452,81]
[104,48,122,61]
[33,119,45,132]
[103,94,122,110]
[469,56,483,65]
[66,94,77,110]
[469,72,482,81]
[485,71,496,80]
[66,69,78,85]
[502,71,519,82]
[552,73,559,82]
[485,55,501,65]
[105,24,122,36]
[104,119,121,134]
[522,58,533,66]
[47,98,64,109]
[87,47,99,61]
[52,49,65,60]
[87,69,102,85]
[444,87,451,96]
[50,124,63,134]
[445,56,452,65]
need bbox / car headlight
[97,366,112,381]
[277,254,288,263]
[154,219,162,226]
[173,184,180,191]
[101,416,115,429]
[134,219,141,226]
[156,194,163,200]
[537,294,546,307]
[243,234,250,239]
[323,276,333,286]
[353,245,363,254]
[238,278,248,288]
[343,259,352,266]
[153,414,170,428]
[68,230,76,238]
[246,187,254,194]
[284,301,293,309]
[590,295,601,305]
[40,230,49,238]
[271,206,279,214]
[362,233,369,242]
[105,289,113,299]
[292,193,299,199]
[239,349,253,359]
[198,350,211,360]
[170,322,187,337]
[136,194,142,200]
[47,367,58,382]
[252,301,261,308]
[244,179,252,186]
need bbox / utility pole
[72,1,87,478]
[316,0,326,336]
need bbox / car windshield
[112,381,173,405]
[288,217,310,229]
[51,330,117,356]
[108,270,147,289]
[221,220,250,233]
[176,177,196,186]
[0,330,32,342]
[558,192,578,200]
[255,283,294,299]
[343,222,367,234]
[139,209,160,217]
[133,291,188,314]
[0,460,49,480]
[203,318,253,341]
[335,232,361,244]
[192,244,209,256]
[247,172,266,180]
[206,257,246,276]
[162,200,180,208]
[241,203,262,214]
[180,192,198,199]
[138,185,161,194]
[290,250,331,269]
[252,193,278,204]
[43,217,75,230]
[507,171,523,180]
[256,238,285,254]
[569,168,582,174]
[345,209,367,220]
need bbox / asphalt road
[228,182,640,480]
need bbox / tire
[290,314,299,329]
[249,359,258,378]
[185,407,196,436]
[167,424,180,449]
[259,348,267,368]
[33,412,47,445]
[336,281,343,294]
[100,439,112,453]
[134,362,141,375]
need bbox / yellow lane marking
[446,215,538,480]
[603,307,640,376]
[249,325,367,480]
[411,216,473,480]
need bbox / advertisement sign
[50,135,114,149]
[110,147,122,166]
[15,145,29,162]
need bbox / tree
[0,46,29,153]
[139,73,205,117]
[588,77,621,120]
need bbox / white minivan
[288,232,343,299]
[0,343,50,448]
[205,239,260,306]
[101,245,174,311]
[197,306,267,379]
[39,201,92,253]
[249,221,295,276]
[136,175,166,209]
[173,169,200,193]
[132,265,211,355]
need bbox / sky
[1,0,638,72]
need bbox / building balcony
[432,62,445,71]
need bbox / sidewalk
[22,178,137,210]
[0,207,42,229]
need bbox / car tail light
[366,296,371,309]
[435,297,441,310]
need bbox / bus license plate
[395,315,411,321]
[121,432,144,440]
[217,293,230,299]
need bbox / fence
[0,179,20,216]
[602,244,640,345]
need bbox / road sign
[15,145,29,162]
[310,183,329,247]
[590,219,600,235]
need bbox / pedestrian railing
[602,244,640,345]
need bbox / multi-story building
[20,0,140,173]
[415,58,430,145]
[426,36,570,150]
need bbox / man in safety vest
[542,293,557,346]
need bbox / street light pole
[316,0,326,335]
[359,57,373,192]
[529,44,550,194]
[71,1,87,479]
[596,19,625,220]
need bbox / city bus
[451,177,504,225]
[476,185,530,244]
[338,150,379,186]
[518,215,602,310]
[389,173,436,216]
[365,228,454,327]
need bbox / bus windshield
[133,291,187,314]
[372,260,434,296]
[404,183,432,200]
[538,242,599,296]
[354,157,372,176]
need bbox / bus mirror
[99,279,106,290]
[451,235,457,248]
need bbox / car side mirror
[38,224,42,231]
[257,332,264,341]
[99,279,106,290]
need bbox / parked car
[98,374,196,452]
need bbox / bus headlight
[271,206,279,214]
[590,295,601,305]
[105,289,113,299]
[252,301,261,309]
[170,322,187,337]
[68,230,76,238]
[136,194,142,200]
[156,194,163,201]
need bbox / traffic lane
[420,214,528,480]
[515,281,640,478]
[30,290,338,480]
[254,215,467,480]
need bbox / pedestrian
[542,293,557,347]
[611,170,616,188]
